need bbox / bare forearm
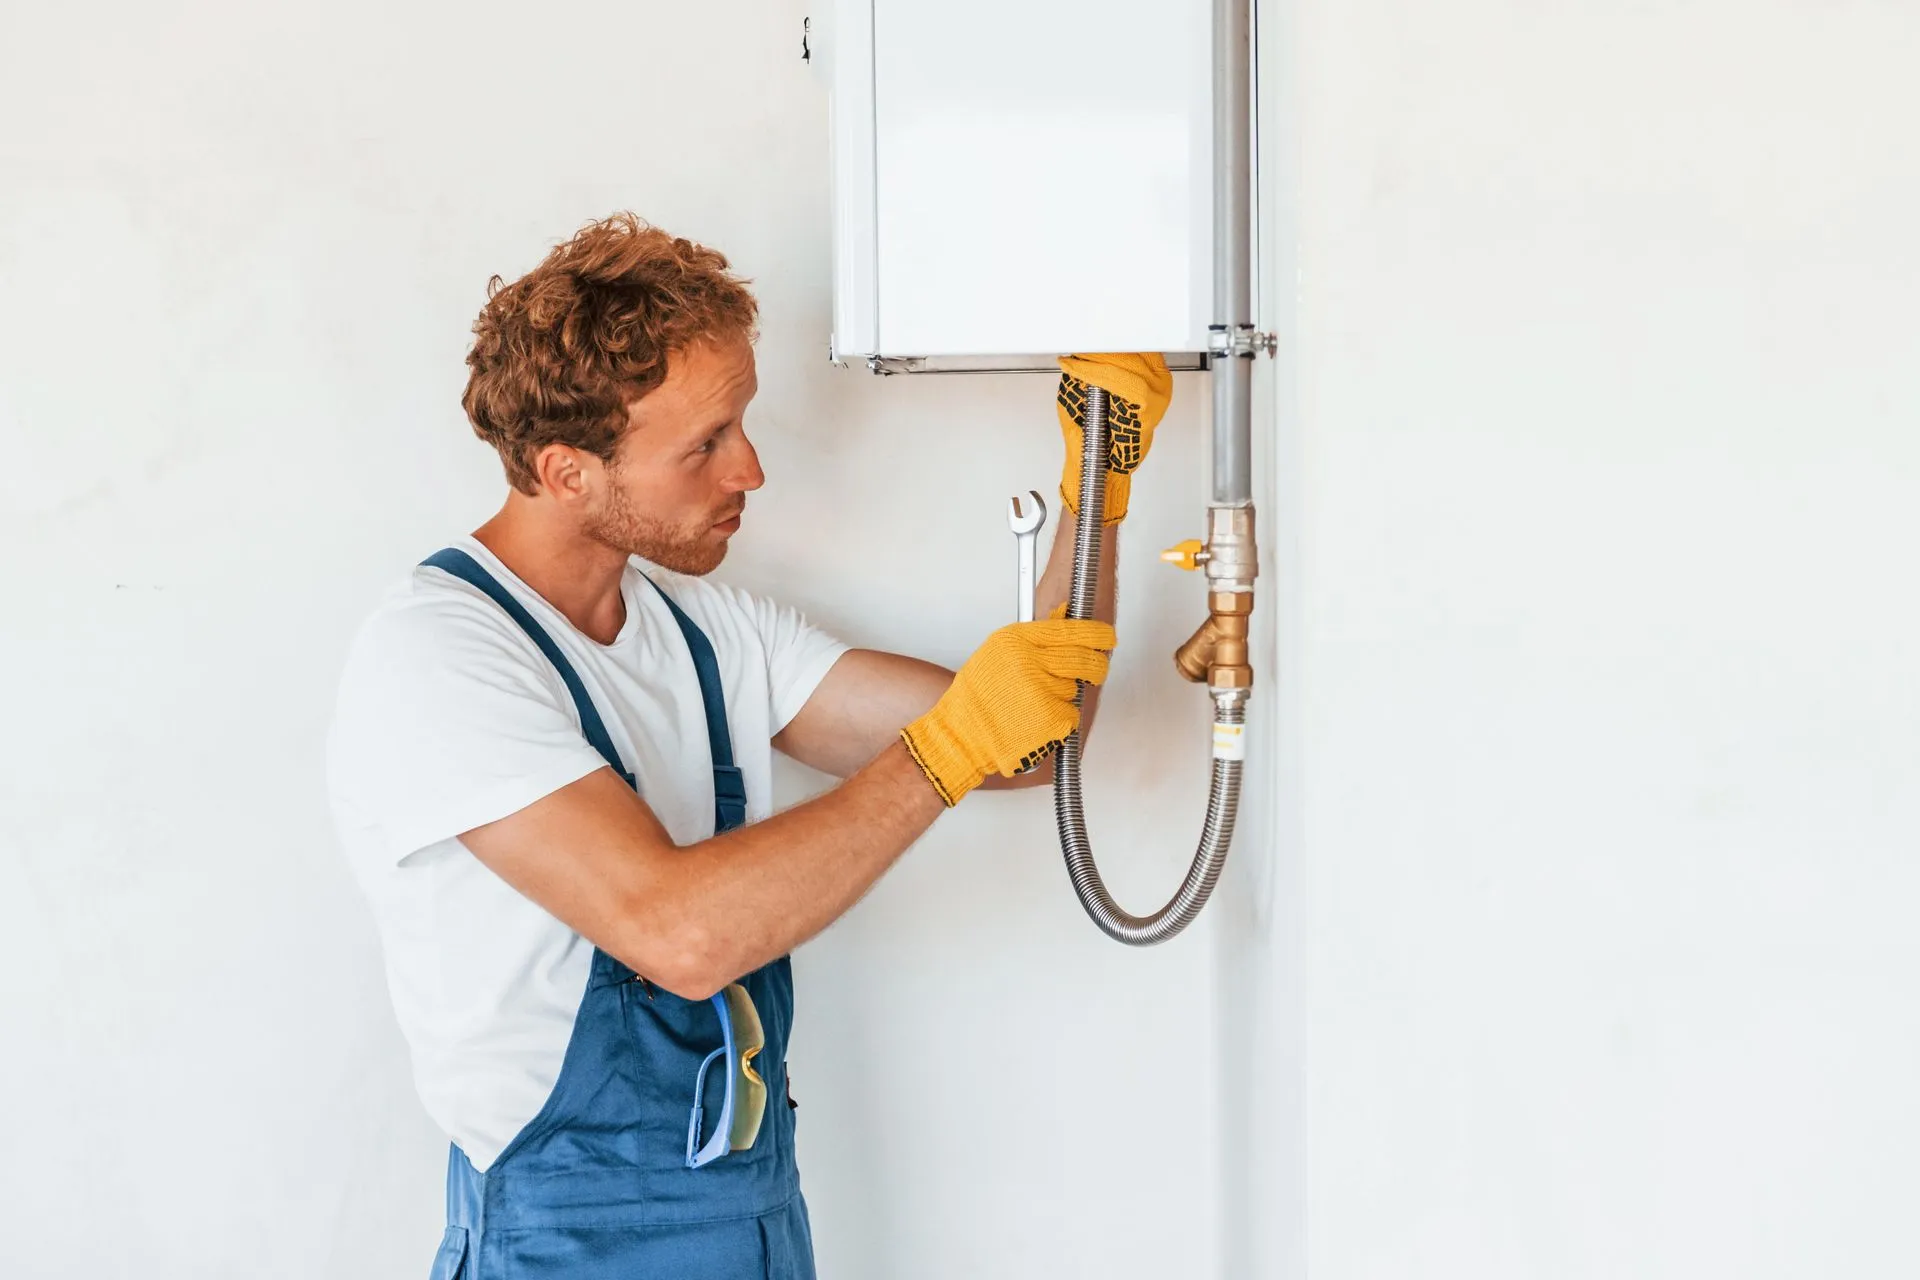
[1033,516,1117,626]
[773,524,1118,780]
[632,741,942,996]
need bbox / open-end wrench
[1007,490,1050,775]
[1008,490,1047,622]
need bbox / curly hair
[462,213,759,493]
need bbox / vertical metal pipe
[1212,0,1254,507]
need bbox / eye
[692,422,732,458]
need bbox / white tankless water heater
[817,0,1218,367]
[816,0,1262,950]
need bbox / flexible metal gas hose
[1053,0,1256,944]
[1053,385,1247,946]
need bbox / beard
[583,481,737,576]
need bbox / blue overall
[420,549,815,1280]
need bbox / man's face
[584,337,763,575]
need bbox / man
[327,213,1170,1279]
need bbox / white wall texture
[0,2,1224,1277]
[1221,1,1920,1277]
[9,1,1919,1278]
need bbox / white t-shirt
[326,536,848,1172]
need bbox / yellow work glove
[1056,352,1174,526]
[901,618,1117,806]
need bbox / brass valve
[1173,615,1222,683]
[1165,532,1253,690]
[1203,591,1253,689]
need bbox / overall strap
[635,577,747,835]
[420,548,744,834]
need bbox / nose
[728,434,765,494]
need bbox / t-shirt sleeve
[327,590,610,865]
[739,590,850,735]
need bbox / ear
[529,443,601,503]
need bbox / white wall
[0,3,1227,1277]
[1226,1,1920,1276]
[17,2,1908,1276]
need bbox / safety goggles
[686,982,767,1169]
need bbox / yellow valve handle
[1161,539,1207,571]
